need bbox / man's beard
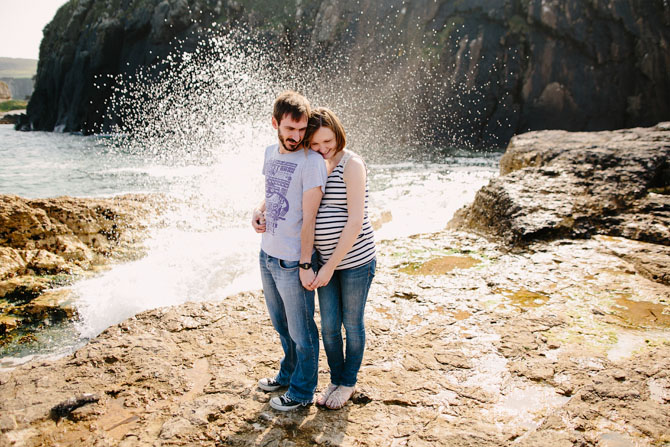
[278,130,301,152]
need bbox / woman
[305,107,376,410]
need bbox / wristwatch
[299,262,312,270]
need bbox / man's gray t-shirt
[261,144,327,261]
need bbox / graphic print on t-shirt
[264,159,297,234]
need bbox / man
[251,90,327,411]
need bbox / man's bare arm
[299,186,323,290]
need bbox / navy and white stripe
[314,151,376,270]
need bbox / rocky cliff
[0,78,34,101]
[26,0,670,147]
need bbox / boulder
[448,122,670,284]
[0,195,154,263]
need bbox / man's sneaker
[270,393,312,411]
[258,377,285,392]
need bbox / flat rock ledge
[1,230,669,446]
[449,122,670,285]
[0,195,156,343]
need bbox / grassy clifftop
[0,58,37,78]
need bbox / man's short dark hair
[273,91,311,124]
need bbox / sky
[0,0,70,60]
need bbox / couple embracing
[251,91,376,411]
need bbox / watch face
[299,263,312,270]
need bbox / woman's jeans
[318,258,376,387]
[259,250,319,404]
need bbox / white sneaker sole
[258,379,283,392]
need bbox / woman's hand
[310,264,335,289]
[300,267,317,291]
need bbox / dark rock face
[27,0,225,134]
[10,113,30,131]
[448,122,670,283]
[27,0,670,146]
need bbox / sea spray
[71,25,503,341]
[0,23,501,363]
[96,24,505,161]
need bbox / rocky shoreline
[0,195,156,347]
[0,111,26,126]
[449,122,670,285]
[0,125,669,446]
[0,231,668,446]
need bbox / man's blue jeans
[259,249,319,404]
[317,258,376,387]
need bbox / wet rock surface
[450,122,670,285]
[0,230,668,446]
[0,195,154,344]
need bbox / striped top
[314,150,376,270]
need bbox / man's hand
[251,208,266,233]
[310,264,334,289]
[300,267,316,290]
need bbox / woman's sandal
[316,383,339,406]
[325,385,355,410]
